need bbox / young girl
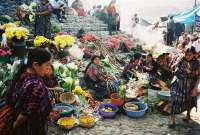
[169,47,199,128]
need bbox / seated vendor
[122,53,143,81]
[85,55,116,101]
[143,53,158,78]
[157,54,173,82]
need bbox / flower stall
[0,9,180,133]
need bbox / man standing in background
[167,16,176,45]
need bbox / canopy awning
[173,6,200,24]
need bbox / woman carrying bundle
[169,47,199,128]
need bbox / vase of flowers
[111,85,126,107]
[5,27,29,58]
[53,34,76,50]
[34,36,49,48]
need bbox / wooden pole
[195,0,197,7]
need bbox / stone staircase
[52,14,110,38]
[0,0,110,38]
[0,0,30,16]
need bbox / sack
[191,88,197,97]
[197,79,200,93]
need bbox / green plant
[0,64,13,97]
[117,85,126,100]
[51,23,61,33]
[53,61,79,92]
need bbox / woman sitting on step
[84,55,118,101]
[122,53,144,81]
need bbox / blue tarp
[173,6,200,24]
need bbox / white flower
[52,61,63,70]
[66,62,78,71]
[68,45,84,60]
[11,60,21,73]
[75,79,80,86]
[63,77,73,84]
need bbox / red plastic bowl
[111,93,124,107]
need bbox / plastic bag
[1,34,7,48]
[68,45,84,60]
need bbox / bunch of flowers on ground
[5,27,29,41]
[34,36,49,47]
[53,35,76,49]
[72,86,89,97]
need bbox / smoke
[131,24,163,44]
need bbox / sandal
[182,117,191,122]
[168,123,176,129]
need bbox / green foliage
[0,64,13,97]
[51,23,62,33]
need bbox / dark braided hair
[12,48,51,87]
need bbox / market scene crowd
[0,0,199,135]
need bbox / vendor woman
[157,54,173,82]
[122,53,143,81]
[143,53,158,78]
[4,48,54,135]
[169,47,199,128]
[85,55,117,101]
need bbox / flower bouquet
[5,26,29,57]
[111,85,126,107]
[19,3,36,23]
[5,27,29,42]
[34,36,49,47]
[0,64,13,97]
[53,34,76,49]
[0,47,12,63]
[72,86,89,97]
[80,33,96,43]
[53,61,79,92]
[2,23,17,31]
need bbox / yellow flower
[14,27,29,40]
[54,35,76,49]
[72,86,89,97]
[34,36,49,47]
[2,23,17,31]
[5,29,14,40]
[14,21,21,27]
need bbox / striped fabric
[170,59,199,114]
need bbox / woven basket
[57,117,76,130]
[49,87,64,102]
[59,92,76,104]
[79,115,95,128]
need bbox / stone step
[61,24,108,29]
[51,14,109,38]
[61,27,108,32]
[66,30,110,39]
[52,20,108,27]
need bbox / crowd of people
[0,0,200,135]
[15,0,121,38]
[89,0,120,35]
[84,46,199,129]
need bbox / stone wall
[54,15,109,38]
